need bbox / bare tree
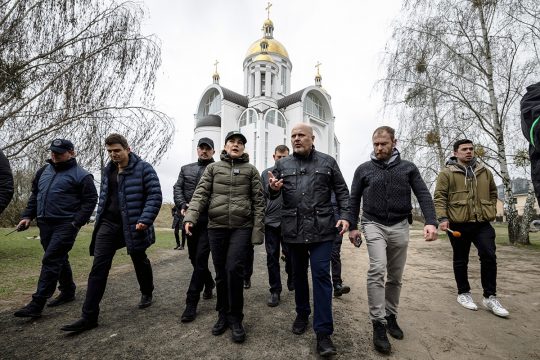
[0,0,174,171]
[382,0,540,244]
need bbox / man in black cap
[174,137,217,322]
[14,139,97,318]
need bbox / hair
[372,126,395,140]
[105,133,129,149]
[274,145,290,154]
[453,139,473,152]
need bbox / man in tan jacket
[434,139,509,318]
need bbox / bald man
[268,124,352,356]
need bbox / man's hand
[268,171,283,191]
[336,219,350,235]
[180,208,187,217]
[348,229,360,244]
[424,225,438,241]
[184,222,193,236]
[135,223,148,231]
[439,220,449,232]
[17,219,31,231]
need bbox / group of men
[4,124,509,357]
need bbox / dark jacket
[520,82,540,206]
[173,158,214,222]
[0,150,14,215]
[350,150,437,229]
[91,153,162,255]
[433,157,497,223]
[21,158,97,227]
[184,151,265,244]
[271,147,351,244]
[262,166,282,227]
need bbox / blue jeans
[33,220,78,304]
[289,240,334,335]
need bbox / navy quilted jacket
[91,153,162,255]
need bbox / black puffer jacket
[173,158,214,221]
[0,150,14,215]
[271,147,351,244]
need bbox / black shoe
[316,333,337,357]
[287,277,295,291]
[47,293,75,307]
[203,282,215,300]
[373,320,391,354]
[174,245,180,250]
[14,302,43,318]
[212,314,228,336]
[267,292,280,307]
[179,246,184,250]
[180,304,197,323]
[385,314,404,339]
[292,314,309,335]
[334,284,351,297]
[138,294,153,309]
[230,322,246,343]
[243,279,251,289]
[61,318,98,332]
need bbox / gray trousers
[362,219,409,322]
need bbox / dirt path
[1,231,539,359]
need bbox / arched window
[304,93,325,120]
[238,108,258,128]
[264,109,286,129]
[203,90,221,116]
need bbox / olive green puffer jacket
[184,151,265,244]
[434,157,498,223]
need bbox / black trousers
[185,221,214,305]
[265,225,292,294]
[208,228,252,324]
[330,232,343,286]
[244,244,254,281]
[33,220,78,304]
[82,219,154,321]
[449,222,497,298]
[174,224,186,248]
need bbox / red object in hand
[447,229,462,238]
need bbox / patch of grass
[0,226,177,302]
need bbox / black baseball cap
[49,139,74,153]
[224,131,247,144]
[197,137,214,149]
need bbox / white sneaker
[482,296,509,317]
[457,292,478,310]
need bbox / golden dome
[245,38,289,59]
[253,54,275,63]
[264,18,274,27]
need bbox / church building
[192,11,340,170]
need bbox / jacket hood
[46,157,78,171]
[370,148,401,168]
[220,150,249,163]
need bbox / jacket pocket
[280,168,297,191]
[315,207,336,235]
[480,199,496,221]
[280,208,298,238]
[447,199,469,222]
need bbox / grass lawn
[0,225,177,302]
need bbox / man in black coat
[62,133,162,332]
[520,82,540,206]
[0,149,14,215]
[268,124,351,357]
[14,139,97,319]
[174,137,216,322]
[261,144,292,307]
